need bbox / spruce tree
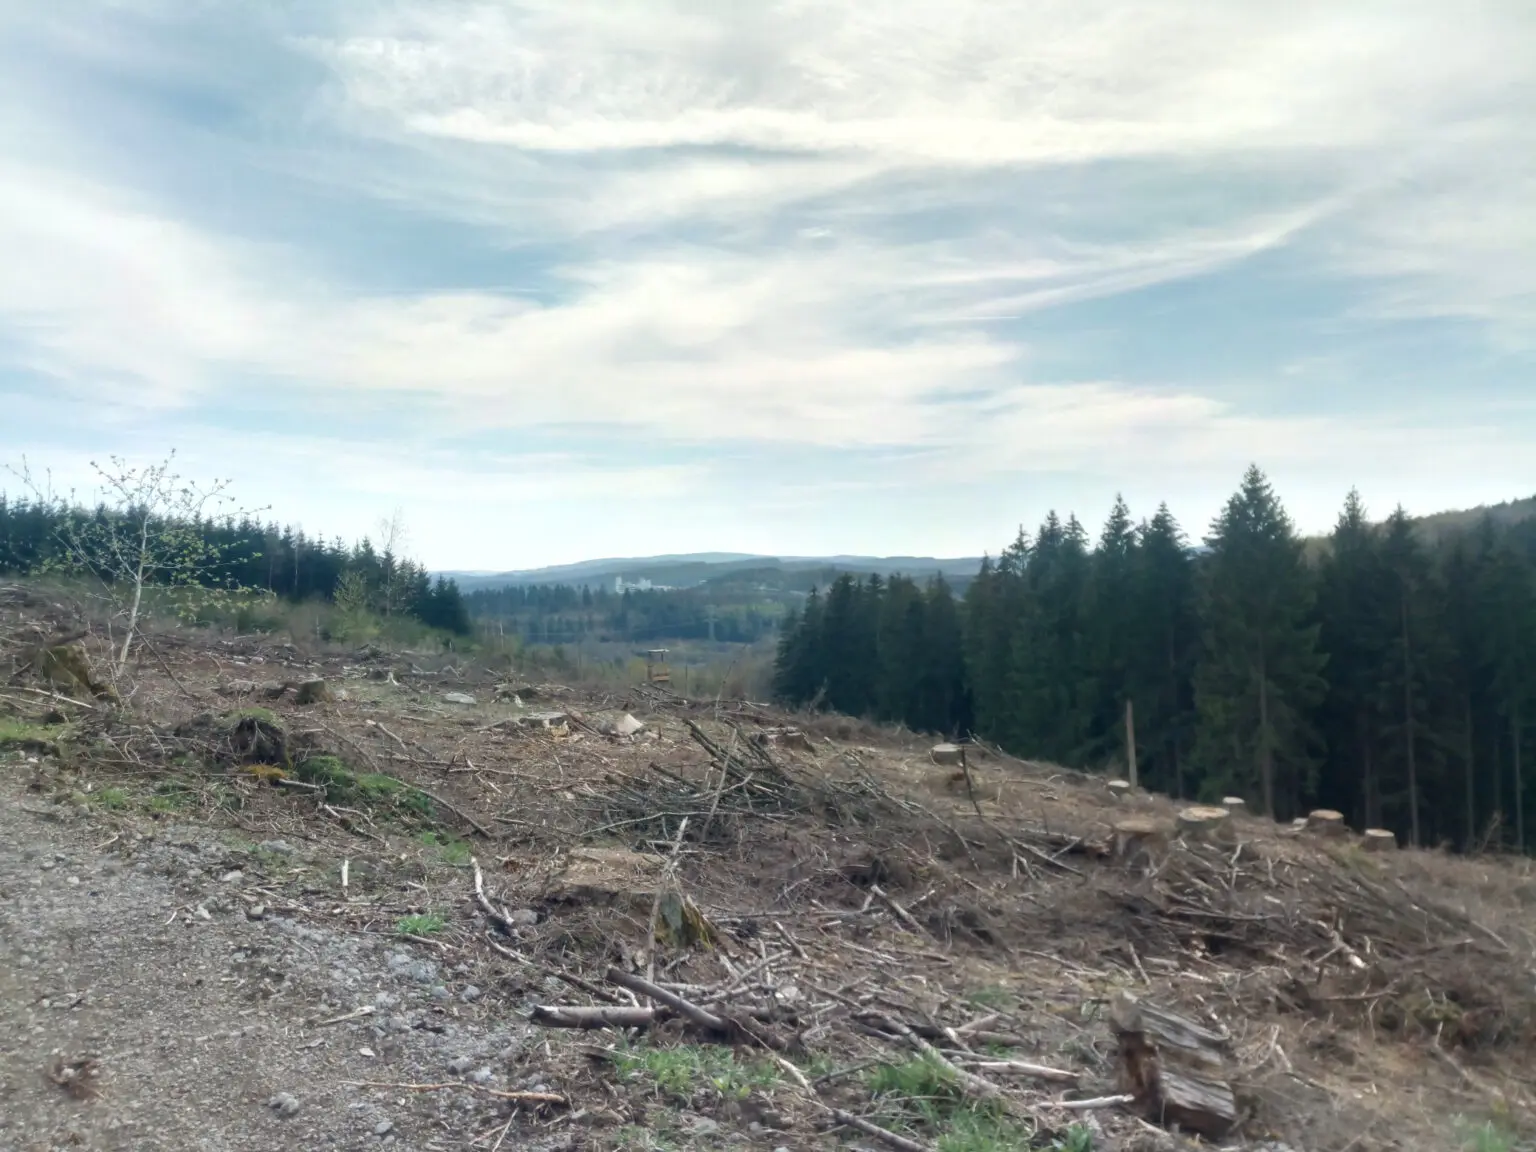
[1132,504,1198,796]
[1192,466,1327,817]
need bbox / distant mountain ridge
[440,495,1536,593]
[440,553,987,593]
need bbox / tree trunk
[1125,698,1138,789]
[1464,694,1476,851]
[1401,596,1420,849]
[1514,704,1525,854]
[1257,653,1274,818]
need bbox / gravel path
[0,774,563,1152]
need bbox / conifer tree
[1192,466,1327,817]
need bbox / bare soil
[3,584,1535,1152]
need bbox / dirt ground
[3,585,1535,1152]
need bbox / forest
[465,582,782,646]
[773,467,1536,854]
[0,494,472,634]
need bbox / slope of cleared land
[2,583,1534,1152]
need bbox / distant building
[614,576,673,593]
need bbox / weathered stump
[1110,993,1238,1139]
[1220,796,1247,817]
[1176,805,1233,842]
[1361,828,1398,852]
[1106,778,1132,799]
[930,743,963,766]
[1306,809,1348,838]
[294,679,333,705]
[1113,818,1170,870]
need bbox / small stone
[258,840,294,855]
[374,1119,394,1136]
[194,905,212,921]
[506,908,538,927]
[430,984,451,1001]
[442,692,477,706]
[459,985,482,1003]
[66,875,80,886]
[247,905,266,920]
[469,1067,493,1084]
[267,1092,301,1118]
[447,1055,476,1075]
[221,870,244,883]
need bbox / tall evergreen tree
[1192,466,1328,817]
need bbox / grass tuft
[397,913,447,936]
[612,1041,779,1103]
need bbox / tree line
[772,466,1536,853]
[466,583,781,645]
[0,494,471,635]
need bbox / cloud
[1,0,1533,567]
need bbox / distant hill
[441,553,987,593]
[1410,495,1536,543]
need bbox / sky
[1,1,1533,572]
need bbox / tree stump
[1306,809,1348,838]
[294,679,333,705]
[1361,828,1398,852]
[1110,993,1238,1139]
[930,743,963,766]
[1113,819,1170,870]
[1175,805,1233,842]
[1220,796,1247,817]
[1106,778,1132,799]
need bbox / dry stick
[605,968,726,1032]
[530,1005,658,1029]
[958,1059,1079,1086]
[342,1081,565,1105]
[958,746,1082,876]
[826,1109,934,1152]
[134,631,197,700]
[868,885,925,935]
[319,721,493,838]
[644,814,692,987]
[1056,1094,1135,1111]
[471,858,519,937]
[2,685,99,710]
[878,1016,1006,1104]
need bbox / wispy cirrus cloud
[0,0,1533,567]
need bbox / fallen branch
[1056,1094,1135,1111]
[827,1108,934,1152]
[959,1059,1078,1086]
[878,1016,1006,1104]
[869,884,925,935]
[471,857,519,936]
[604,968,726,1032]
[531,1005,658,1030]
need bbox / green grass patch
[294,754,433,818]
[397,913,447,936]
[612,1041,779,1103]
[90,786,131,810]
[965,984,1016,1010]
[227,706,280,726]
[417,830,472,866]
[0,717,66,750]
[1458,1117,1535,1152]
[867,1058,1042,1152]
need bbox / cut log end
[930,743,963,766]
[1220,796,1247,817]
[1176,805,1233,842]
[1361,828,1398,852]
[1306,809,1349,837]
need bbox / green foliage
[396,913,446,936]
[91,787,130,810]
[767,465,1536,852]
[610,1041,779,1103]
[0,717,65,748]
[294,755,433,817]
[0,461,472,637]
[417,831,472,866]
[866,1058,1035,1151]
